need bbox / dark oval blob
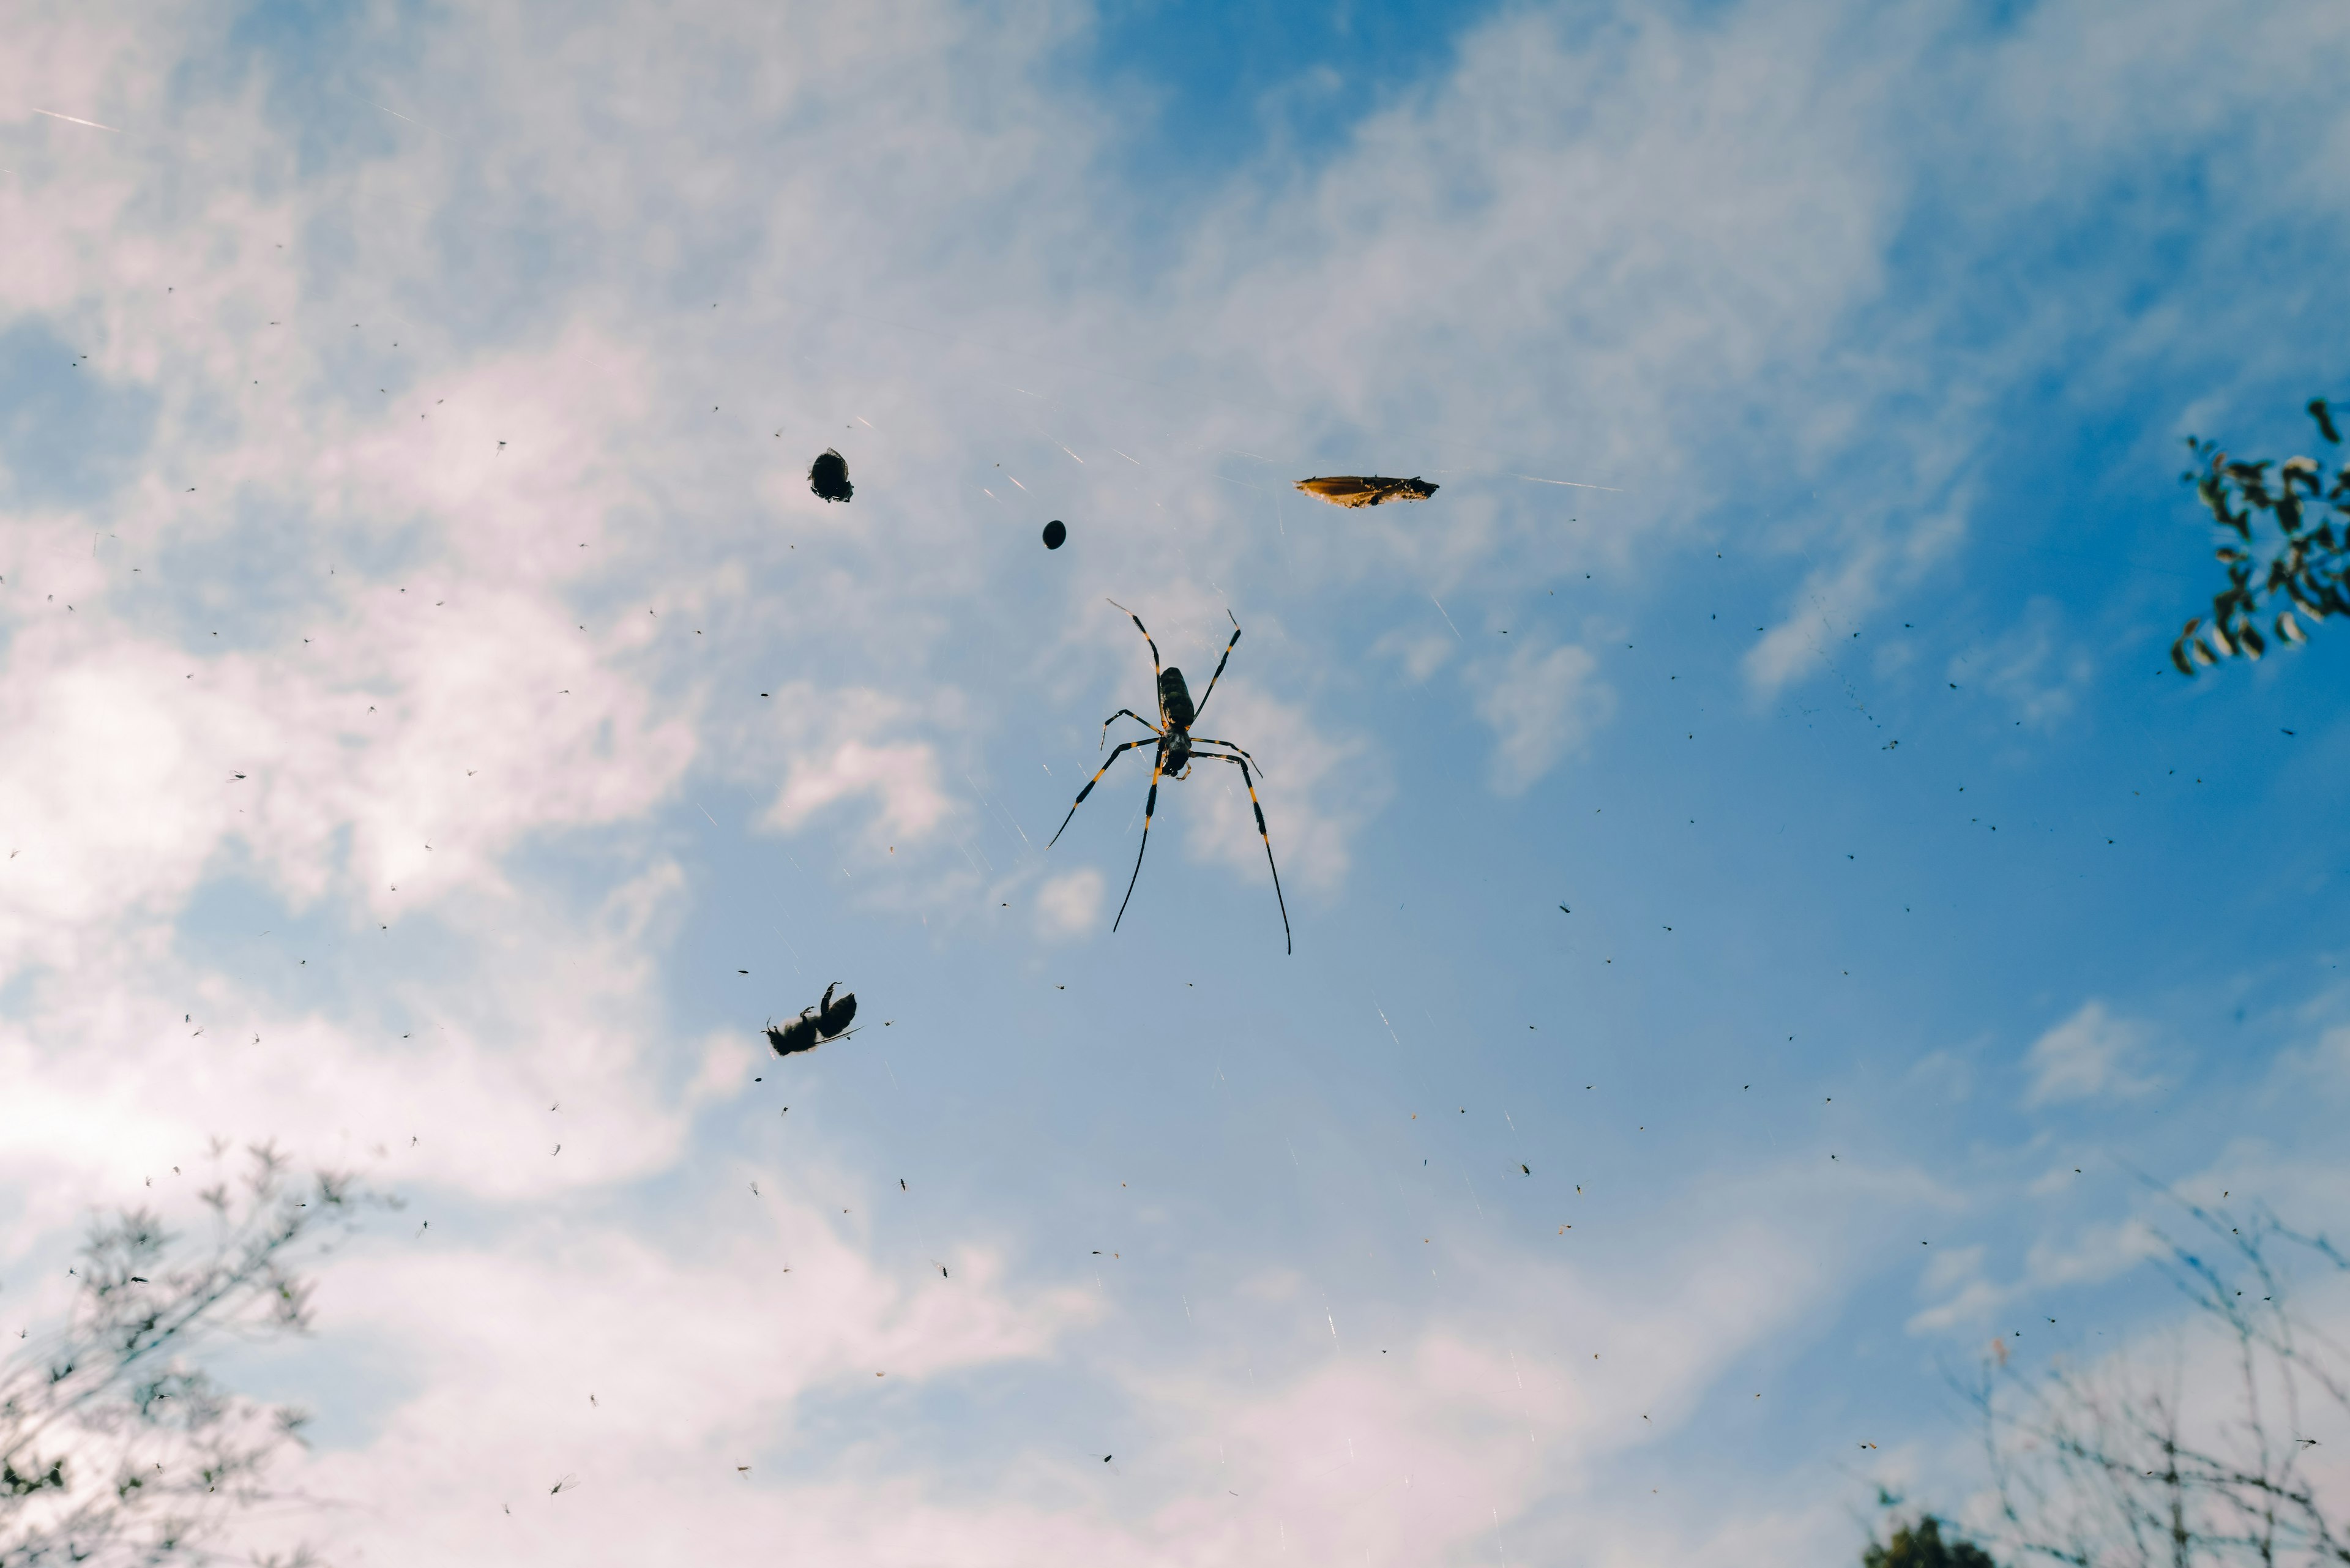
[1042,519,1067,550]
[808,448,852,503]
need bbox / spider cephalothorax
[1048,601,1291,952]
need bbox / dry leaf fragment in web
[1294,475,1438,508]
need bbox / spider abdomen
[1158,666,1195,733]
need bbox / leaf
[2276,611,2307,645]
[2171,640,2198,676]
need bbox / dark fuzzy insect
[808,449,853,503]
[764,983,859,1057]
[1043,519,1067,550]
[1294,475,1438,508]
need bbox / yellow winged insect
[1294,475,1438,507]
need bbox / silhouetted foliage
[0,1143,392,1568]
[1865,1515,1999,1568]
[2172,398,2350,674]
[1974,1197,2350,1566]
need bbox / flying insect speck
[764,983,859,1057]
[1049,601,1291,952]
[1043,519,1067,550]
[808,449,852,502]
[1294,475,1437,508]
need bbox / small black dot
[1042,519,1067,550]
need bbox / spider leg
[1189,734,1266,779]
[1111,750,1168,935]
[1050,736,1158,847]
[1106,599,1163,685]
[1189,749,1291,955]
[1099,709,1158,749]
[1191,611,1242,723]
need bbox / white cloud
[1745,505,1967,698]
[1173,680,1382,898]
[1920,1242,1988,1297]
[1468,639,1612,794]
[1948,597,2098,731]
[1370,626,1456,685]
[2024,1218,2162,1288]
[0,855,712,1215]
[219,1157,1889,1568]
[760,689,961,852]
[1908,1214,2166,1337]
[2023,1000,2159,1108]
[1908,1275,2009,1336]
[1034,867,1103,941]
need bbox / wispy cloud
[1469,638,1613,794]
[2023,1001,2160,1108]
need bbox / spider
[1048,600,1291,952]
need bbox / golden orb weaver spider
[1048,600,1291,953]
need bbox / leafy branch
[2173,397,2350,674]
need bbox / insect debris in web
[1047,600,1291,952]
[1294,475,1438,508]
[808,448,852,502]
[764,982,859,1057]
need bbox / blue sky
[6,1,2350,1562]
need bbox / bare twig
[0,1145,394,1567]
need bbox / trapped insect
[1294,474,1437,508]
[808,448,852,502]
[765,983,858,1056]
[1049,600,1291,952]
